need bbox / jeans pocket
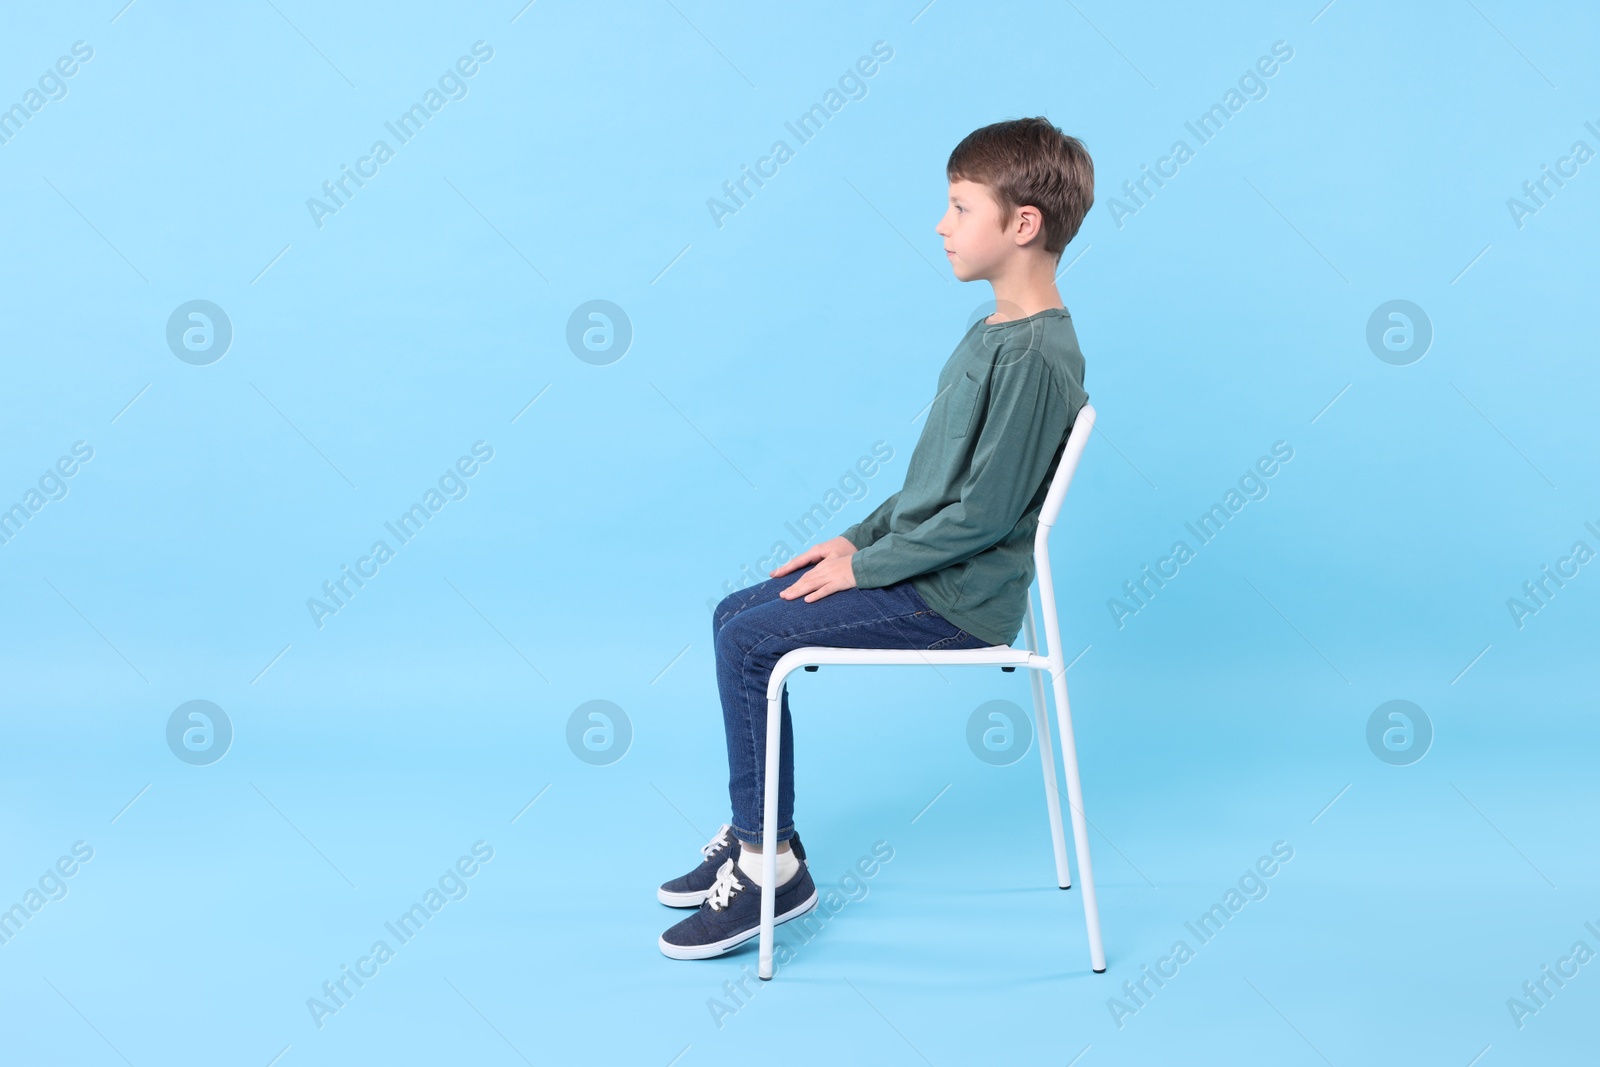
[925,629,975,651]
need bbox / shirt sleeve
[841,490,901,550]
[850,350,1069,590]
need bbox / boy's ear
[1011,204,1046,246]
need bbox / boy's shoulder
[969,308,1085,393]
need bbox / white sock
[738,843,800,887]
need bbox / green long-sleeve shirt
[842,307,1088,647]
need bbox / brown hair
[947,117,1094,259]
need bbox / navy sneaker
[657,825,805,907]
[659,856,819,960]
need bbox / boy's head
[938,117,1094,282]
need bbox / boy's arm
[841,491,901,550]
[850,351,1075,590]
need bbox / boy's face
[936,179,1013,282]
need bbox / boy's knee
[712,592,742,638]
[713,617,744,662]
[716,611,775,670]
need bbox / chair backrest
[1036,402,1096,535]
[1028,403,1096,661]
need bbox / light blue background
[2,1,1596,1064]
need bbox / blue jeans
[712,562,990,846]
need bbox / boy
[659,117,1094,961]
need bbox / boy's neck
[985,257,1065,322]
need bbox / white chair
[757,402,1105,979]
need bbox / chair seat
[771,643,1044,685]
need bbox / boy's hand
[771,535,859,603]
[778,553,858,603]
[769,535,856,578]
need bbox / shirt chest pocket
[946,371,982,438]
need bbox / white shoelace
[705,858,746,911]
[700,824,733,861]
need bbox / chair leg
[1048,663,1106,973]
[1023,604,1071,889]
[758,675,785,980]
